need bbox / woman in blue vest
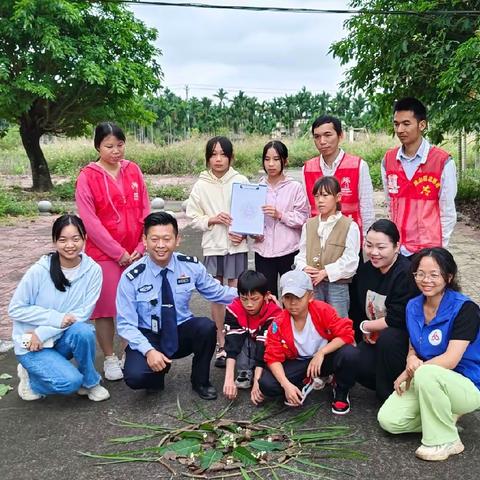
[378,247,480,462]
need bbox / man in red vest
[303,115,374,240]
[381,97,457,256]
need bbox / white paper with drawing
[230,183,267,235]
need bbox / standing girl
[294,176,360,318]
[253,141,310,298]
[186,136,249,367]
[75,122,150,380]
[378,248,480,461]
[9,215,109,401]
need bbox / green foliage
[457,171,480,201]
[144,86,379,144]
[199,449,223,470]
[331,1,480,137]
[150,185,188,201]
[0,189,36,217]
[0,0,162,189]
[81,402,364,477]
[0,131,397,187]
[51,180,75,201]
[232,446,258,466]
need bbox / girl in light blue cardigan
[9,214,109,401]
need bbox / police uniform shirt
[116,252,238,356]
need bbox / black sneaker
[235,370,253,389]
[214,347,226,368]
[331,387,350,415]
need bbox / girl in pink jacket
[75,122,150,381]
[253,141,310,297]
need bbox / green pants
[378,364,480,446]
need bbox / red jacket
[304,153,362,236]
[384,146,449,252]
[224,298,282,364]
[264,300,355,365]
[76,160,147,262]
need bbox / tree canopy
[0,0,162,190]
[144,87,374,144]
[330,0,480,140]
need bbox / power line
[168,83,338,94]
[106,1,480,16]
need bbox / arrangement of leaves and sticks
[80,398,365,478]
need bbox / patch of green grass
[51,180,75,201]
[457,170,480,201]
[0,189,37,217]
[149,185,189,201]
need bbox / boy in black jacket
[222,270,282,404]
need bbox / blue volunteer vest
[406,289,480,389]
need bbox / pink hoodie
[253,176,310,258]
[75,160,150,262]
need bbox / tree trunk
[19,115,53,191]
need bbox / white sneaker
[415,439,464,461]
[104,354,124,381]
[77,384,110,402]
[0,339,14,353]
[235,370,253,389]
[17,364,43,401]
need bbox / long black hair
[50,215,86,292]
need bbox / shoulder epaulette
[177,254,198,263]
[126,263,146,281]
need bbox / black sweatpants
[123,317,216,391]
[254,251,298,298]
[258,344,358,397]
[354,327,409,402]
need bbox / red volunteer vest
[384,146,449,253]
[304,153,362,234]
[79,162,145,261]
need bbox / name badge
[151,315,160,333]
[177,276,191,285]
[138,284,153,293]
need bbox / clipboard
[229,183,267,235]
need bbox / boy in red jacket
[259,270,357,414]
[223,270,282,405]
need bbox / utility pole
[185,84,190,139]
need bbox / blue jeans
[17,322,101,396]
[314,282,350,318]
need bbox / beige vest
[306,215,352,284]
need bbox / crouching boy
[259,270,357,414]
[223,270,282,405]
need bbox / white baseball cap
[280,270,313,298]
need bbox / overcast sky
[131,0,352,101]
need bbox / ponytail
[49,252,71,292]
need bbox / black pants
[123,317,216,391]
[254,251,298,298]
[354,327,409,402]
[258,344,358,397]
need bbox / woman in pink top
[75,122,150,381]
[253,141,310,298]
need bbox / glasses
[413,271,442,282]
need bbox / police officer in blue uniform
[116,212,237,400]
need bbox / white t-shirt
[61,262,81,282]
[292,313,328,359]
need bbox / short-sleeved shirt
[292,313,328,359]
